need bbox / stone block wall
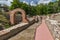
[0,19,36,40]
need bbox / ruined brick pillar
[9,8,29,25]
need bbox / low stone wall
[0,19,36,40]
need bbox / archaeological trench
[0,8,38,40]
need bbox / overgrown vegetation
[9,0,59,16]
[0,12,10,29]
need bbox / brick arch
[9,8,29,25]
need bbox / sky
[20,0,56,6]
[0,0,56,6]
[20,0,56,3]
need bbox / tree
[9,0,20,10]
[9,0,59,16]
[47,2,59,14]
[57,0,60,12]
[9,0,37,16]
[58,0,60,6]
[36,4,48,15]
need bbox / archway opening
[9,8,29,25]
[14,12,22,24]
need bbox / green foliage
[0,15,9,23]
[9,0,20,10]
[4,23,10,28]
[9,0,60,16]
[36,4,48,15]
[0,13,10,28]
[58,0,60,6]
[9,0,37,16]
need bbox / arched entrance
[9,8,29,25]
[15,12,22,24]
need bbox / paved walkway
[35,19,54,40]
